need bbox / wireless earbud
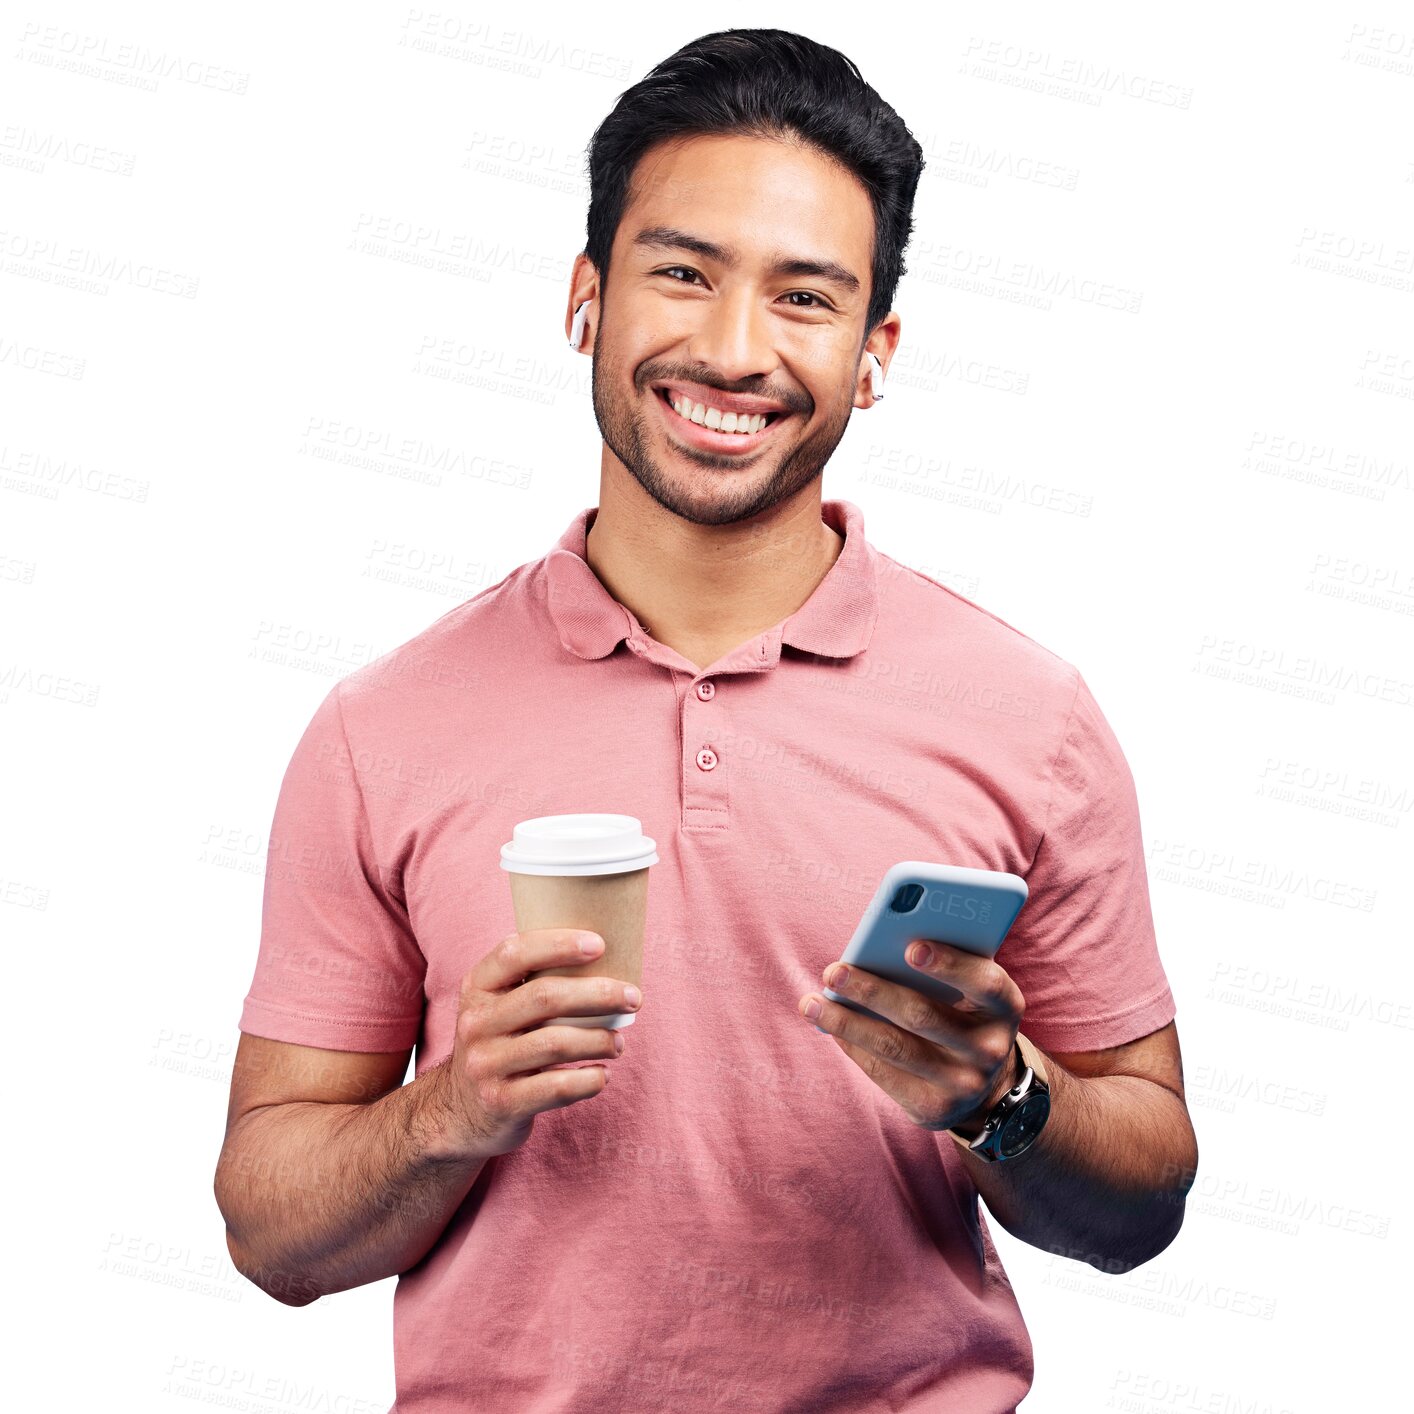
[867,352,885,400]
[569,300,591,350]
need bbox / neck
[583,469,844,664]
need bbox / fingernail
[613,1031,624,1054]
[624,985,642,1008]
[909,943,932,967]
[580,933,603,954]
[803,996,822,1020]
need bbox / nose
[686,286,781,387]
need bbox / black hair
[583,29,925,342]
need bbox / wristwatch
[949,1031,1051,1162]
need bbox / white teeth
[665,390,771,435]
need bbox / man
[216,28,1198,1413]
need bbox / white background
[5,3,1410,1410]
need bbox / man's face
[588,133,877,527]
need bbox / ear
[856,350,886,408]
[565,250,599,350]
[856,314,902,408]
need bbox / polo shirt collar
[544,498,879,665]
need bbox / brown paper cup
[500,814,657,1030]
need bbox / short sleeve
[996,669,1176,1053]
[238,683,427,1052]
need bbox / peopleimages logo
[923,890,993,924]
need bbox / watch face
[998,1091,1051,1158]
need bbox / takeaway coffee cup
[499,813,657,1030]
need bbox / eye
[652,267,832,311]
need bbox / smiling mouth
[651,385,791,455]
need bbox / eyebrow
[630,225,862,298]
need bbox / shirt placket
[625,627,784,833]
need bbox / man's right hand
[429,929,640,1160]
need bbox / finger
[903,942,1023,1021]
[804,990,1017,1130]
[800,989,942,1085]
[502,1062,612,1113]
[501,972,641,1037]
[465,929,605,1001]
[802,995,940,1119]
[493,1022,624,1079]
[819,963,985,1049]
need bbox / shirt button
[696,746,718,771]
[695,680,716,700]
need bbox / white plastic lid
[499,813,658,877]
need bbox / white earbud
[569,300,591,350]
[867,352,885,400]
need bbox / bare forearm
[959,1053,1199,1272]
[215,1058,484,1303]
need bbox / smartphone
[818,861,1028,1029]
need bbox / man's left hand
[798,940,1025,1137]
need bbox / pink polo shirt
[239,497,1176,1413]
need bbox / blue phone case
[818,860,1028,1029]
